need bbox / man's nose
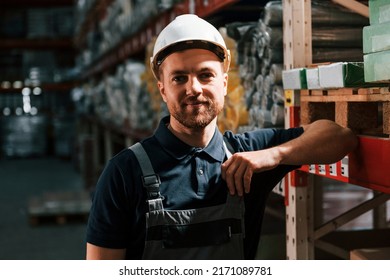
[186,77,202,95]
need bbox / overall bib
[129,141,245,260]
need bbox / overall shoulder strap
[129,142,162,200]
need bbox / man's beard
[171,97,223,129]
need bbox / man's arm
[221,119,358,196]
[86,242,126,260]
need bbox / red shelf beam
[349,136,390,193]
[300,136,390,194]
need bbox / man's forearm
[278,119,358,166]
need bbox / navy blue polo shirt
[86,115,304,259]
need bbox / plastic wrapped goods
[1,115,48,158]
[141,37,168,127]
[217,28,248,133]
[263,0,368,27]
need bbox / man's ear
[157,81,167,102]
[223,73,228,96]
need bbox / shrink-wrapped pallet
[141,37,169,127]
[217,28,248,133]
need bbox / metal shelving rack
[282,0,390,259]
[76,0,240,79]
[0,0,75,93]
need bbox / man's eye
[173,76,187,83]
[199,73,213,80]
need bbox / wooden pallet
[27,190,91,226]
[300,87,390,137]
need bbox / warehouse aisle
[0,157,87,260]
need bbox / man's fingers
[222,150,277,195]
[222,155,250,196]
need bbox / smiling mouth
[184,102,209,111]
[184,97,209,106]
[186,102,204,106]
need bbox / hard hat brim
[154,40,226,67]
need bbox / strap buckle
[142,174,162,200]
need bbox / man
[86,14,358,260]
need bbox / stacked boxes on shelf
[363,0,390,82]
[282,62,366,90]
[26,7,76,84]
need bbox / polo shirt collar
[154,116,225,162]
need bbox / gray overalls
[129,141,245,259]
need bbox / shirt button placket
[195,156,207,195]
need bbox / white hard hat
[150,14,231,79]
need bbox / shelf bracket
[315,239,350,259]
[314,193,390,240]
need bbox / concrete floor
[0,157,87,260]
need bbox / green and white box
[282,68,307,90]
[318,62,365,88]
[363,22,390,54]
[306,67,321,89]
[369,0,390,25]
[364,50,390,82]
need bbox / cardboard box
[363,22,390,53]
